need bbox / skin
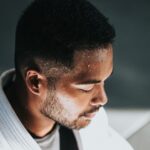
[5,45,113,137]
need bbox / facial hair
[40,88,92,129]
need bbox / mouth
[83,111,97,119]
[82,107,100,119]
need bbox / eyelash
[79,88,93,93]
[71,83,94,93]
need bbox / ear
[25,70,47,96]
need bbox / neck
[5,75,55,138]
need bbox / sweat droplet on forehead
[73,47,112,65]
[70,46,113,82]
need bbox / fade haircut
[15,0,115,79]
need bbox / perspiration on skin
[40,45,113,129]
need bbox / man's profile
[0,0,133,149]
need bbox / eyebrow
[77,70,114,85]
[78,80,101,85]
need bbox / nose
[90,84,108,106]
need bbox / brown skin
[5,45,113,137]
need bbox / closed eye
[71,84,94,92]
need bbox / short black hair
[15,0,115,78]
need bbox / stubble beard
[40,89,91,129]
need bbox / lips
[84,111,97,119]
[84,106,100,118]
[81,106,100,119]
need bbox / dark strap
[59,126,79,150]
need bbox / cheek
[56,92,79,113]
[65,86,93,107]
[56,90,90,115]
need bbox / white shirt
[80,107,134,150]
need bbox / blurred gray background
[0,0,150,108]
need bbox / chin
[70,117,92,130]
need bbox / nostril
[90,96,108,106]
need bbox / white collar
[0,69,41,150]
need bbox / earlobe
[25,70,46,95]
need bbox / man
[0,0,133,149]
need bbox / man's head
[15,0,115,129]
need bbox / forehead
[74,48,112,64]
[69,46,113,82]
